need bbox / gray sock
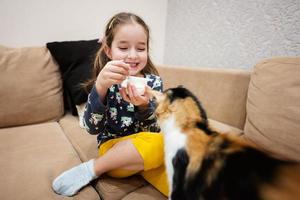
[52,159,98,196]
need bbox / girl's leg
[114,132,169,196]
[101,132,169,197]
[52,138,144,196]
[94,139,144,175]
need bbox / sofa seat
[121,185,168,200]
[0,122,99,200]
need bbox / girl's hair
[84,12,159,92]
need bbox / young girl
[52,12,169,197]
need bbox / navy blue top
[83,74,163,145]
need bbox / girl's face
[107,23,148,76]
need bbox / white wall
[0,0,168,64]
[164,0,300,69]
[2,0,299,69]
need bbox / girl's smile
[125,61,142,75]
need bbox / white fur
[159,114,187,195]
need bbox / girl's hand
[95,60,129,92]
[119,84,150,108]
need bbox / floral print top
[83,74,163,145]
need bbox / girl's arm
[135,76,163,132]
[83,85,107,135]
[84,61,129,134]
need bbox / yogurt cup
[121,76,148,95]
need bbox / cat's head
[148,86,209,131]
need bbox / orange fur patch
[185,128,210,179]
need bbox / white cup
[121,76,148,95]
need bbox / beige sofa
[0,45,299,200]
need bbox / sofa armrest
[157,65,251,130]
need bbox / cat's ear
[166,90,173,98]
[177,85,184,88]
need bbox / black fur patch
[171,148,189,200]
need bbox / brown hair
[84,12,159,92]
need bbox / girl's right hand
[95,60,130,92]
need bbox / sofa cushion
[59,113,98,162]
[157,65,251,129]
[122,185,167,200]
[244,57,300,161]
[46,39,99,115]
[0,122,99,200]
[0,45,64,128]
[95,175,148,200]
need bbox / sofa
[0,44,299,200]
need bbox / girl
[52,12,169,197]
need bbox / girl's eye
[137,48,145,52]
[118,47,128,51]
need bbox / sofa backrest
[0,46,64,128]
[157,65,251,130]
[244,57,300,161]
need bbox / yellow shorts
[99,132,169,196]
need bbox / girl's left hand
[119,84,150,107]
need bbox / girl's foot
[52,159,97,196]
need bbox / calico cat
[148,86,300,200]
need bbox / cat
[148,86,300,200]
